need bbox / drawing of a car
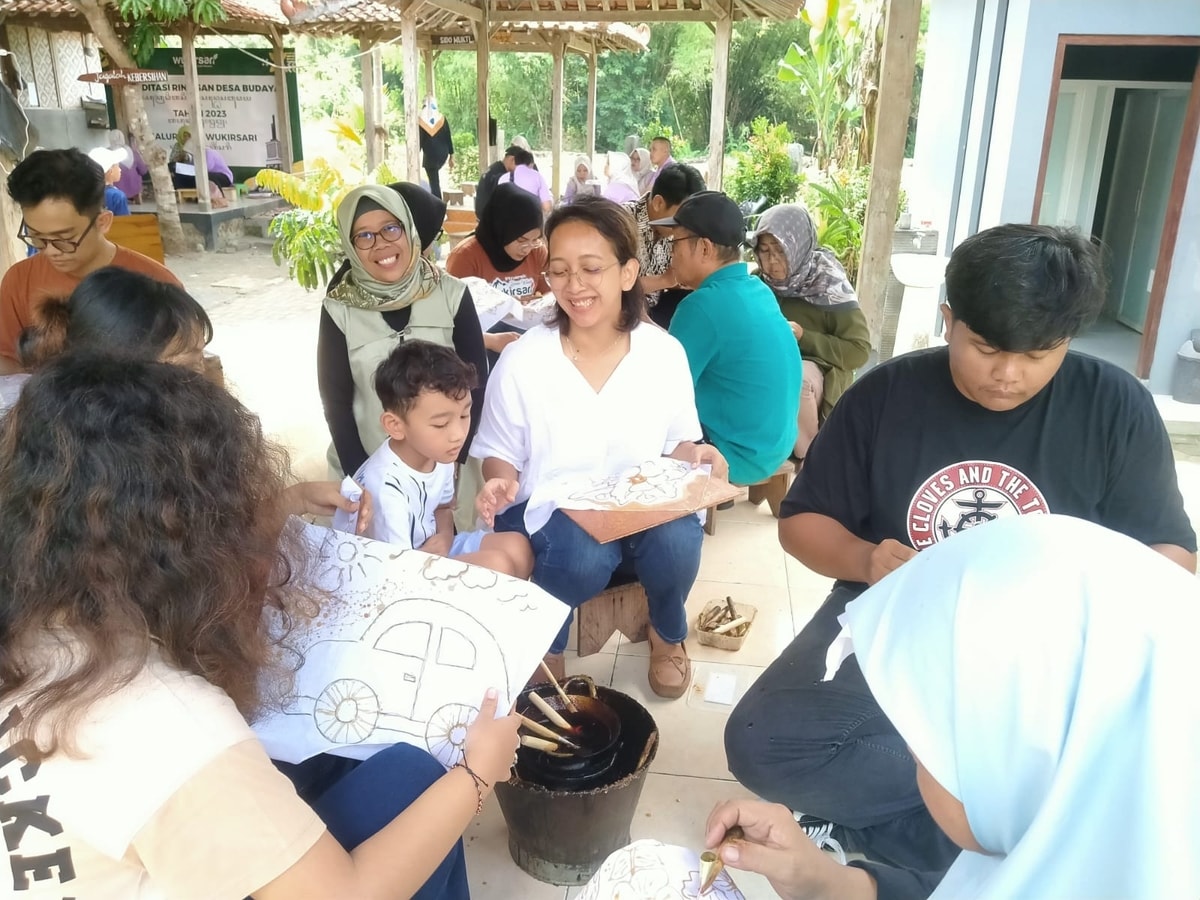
[289,598,510,760]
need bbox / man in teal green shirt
[652,191,801,484]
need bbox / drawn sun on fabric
[906,460,1049,549]
[569,459,695,508]
[254,522,571,768]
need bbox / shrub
[726,118,803,208]
[797,165,907,285]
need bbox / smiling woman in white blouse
[472,196,727,699]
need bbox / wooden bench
[577,574,649,657]
[704,457,798,536]
[106,213,166,265]
[443,207,478,250]
[442,188,465,207]
[175,188,199,205]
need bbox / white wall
[913,0,1200,391]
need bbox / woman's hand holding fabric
[476,477,519,528]
[283,481,373,535]
[464,688,521,788]
[789,320,804,340]
[704,800,875,900]
[483,332,521,354]
[669,441,730,482]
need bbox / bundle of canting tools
[518,662,584,755]
[697,596,749,638]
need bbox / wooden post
[0,149,23,276]
[707,3,733,190]
[475,14,491,173]
[270,30,294,172]
[586,43,598,163]
[402,14,421,184]
[361,38,385,172]
[423,48,436,98]
[551,37,566,200]
[855,0,922,349]
[180,26,211,212]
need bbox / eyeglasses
[19,214,100,253]
[351,222,407,251]
[666,235,702,248]
[513,235,545,251]
[543,261,620,290]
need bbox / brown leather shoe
[647,632,691,699]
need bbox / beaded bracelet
[454,759,489,816]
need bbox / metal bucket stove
[495,676,659,885]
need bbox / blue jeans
[275,744,469,899]
[723,583,957,899]
[495,502,702,654]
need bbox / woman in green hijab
[318,184,487,479]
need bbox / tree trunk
[68,0,190,254]
[854,0,885,168]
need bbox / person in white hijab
[630,147,654,195]
[704,514,1200,900]
[602,150,639,204]
[563,154,594,204]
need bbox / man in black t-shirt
[723,224,1196,900]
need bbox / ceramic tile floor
[463,493,833,900]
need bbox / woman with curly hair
[0,353,519,898]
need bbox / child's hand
[464,688,521,789]
[476,478,519,528]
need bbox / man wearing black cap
[651,191,801,485]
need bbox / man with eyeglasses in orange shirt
[0,148,180,374]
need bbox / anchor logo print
[907,460,1050,549]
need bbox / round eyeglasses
[352,222,407,251]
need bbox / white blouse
[471,321,702,534]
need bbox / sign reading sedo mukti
[107,48,303,178]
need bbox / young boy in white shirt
[352,340,533,578]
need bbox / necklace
[563,332,626,362]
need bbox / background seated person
[706,515,1200,900]
[506,148,552,213]
[724,223,1196,900]
[87,147,130,216]
[648,136,676,188]
[471,196,725,697]
[602,151,639,204]
[624,163,706,328]
[656,191,800,485]
[169,126,235,190]
[0,148,180,375]
[351,340,533,578]
[446,182,550,302]
[0,353,519,898]
[563,155,595,204]
[630,147,654,195]
[751,203,870,460]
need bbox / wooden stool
[443,188,465,206]
[175,188,198,204]
[577,575,649,657]
[704,457,797,536]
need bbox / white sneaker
[793,812,848,865]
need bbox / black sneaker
[794,813,848,864]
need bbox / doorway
[1034,40,1200,377]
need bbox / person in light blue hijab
[705,513,1200,899]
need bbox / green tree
[726,118,803,206]
[70,0,228,252]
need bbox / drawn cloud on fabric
[420,555,500,589]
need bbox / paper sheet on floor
[253,520,570,767]
[578,840,744,899]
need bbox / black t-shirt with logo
[783,346,1196,589]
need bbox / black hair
[651,163,706,207]
[7,148,105,215]
[374,339,479,416]
[544,196,645,335]
[18,267,213,369]
[503,144,522,158]
[511,148,535,168]
[944,224,1106,352]
[651,136,673,151]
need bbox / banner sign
[108,48,303,177]
[79,69,168,86]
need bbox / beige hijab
[329,184,443,312]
